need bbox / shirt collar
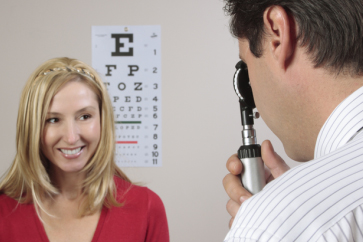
[314,86,363,159]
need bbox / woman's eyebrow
[46,106,97,116]
[76,106,97,114]
[46,112,61,116]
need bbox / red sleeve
[145,189,169,242]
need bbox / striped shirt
[224,86,363,242]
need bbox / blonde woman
[0,57,169,242]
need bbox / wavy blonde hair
[0,57,130,217]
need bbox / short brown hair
[224,0,363,76]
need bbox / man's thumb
[261,140,290,179]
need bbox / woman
[0,57,169,242]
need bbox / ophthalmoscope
[233,61,265,194]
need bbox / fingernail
[233,163,238,172]
[240,196,248,203]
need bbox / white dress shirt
[224,86,363,242]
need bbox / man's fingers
[224,142,290,229]
[226,199,240,218]
[226,154,243,176]
[229,217,234,229]
[223,173,252,205]
[261,140,290,179]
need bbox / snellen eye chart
[92,25,162,167]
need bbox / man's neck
[279,49,363,161]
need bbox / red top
[0,176,169,242]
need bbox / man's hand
[223,140,290,228]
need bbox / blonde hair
[0,57,130,217]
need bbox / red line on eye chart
[116,141,138,144]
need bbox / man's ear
[263,6,294,70]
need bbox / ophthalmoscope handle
[238,144,266,195]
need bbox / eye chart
[92,25,162,167]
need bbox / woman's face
[41,81,101,174]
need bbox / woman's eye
[80,114,91,121]
[47,118,58,123]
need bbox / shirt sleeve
[145,188,169,242]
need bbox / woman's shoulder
[0,194,33,220]
[101,177,169,241]
[113,176,166,212]
[0,194,19,213]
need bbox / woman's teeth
[60,147,82,155]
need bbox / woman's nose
[63,121,79,145]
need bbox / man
[222,0,363,241]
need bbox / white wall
[0,0,300,241]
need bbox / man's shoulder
[227,145,363,241]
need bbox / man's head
[224,0,363,76]
[224,0,363,161]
